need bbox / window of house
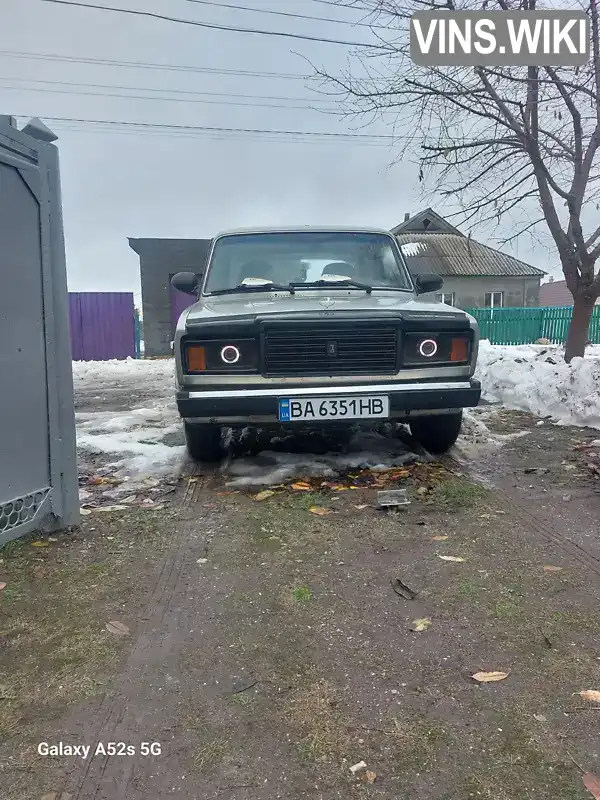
[484,291,504,308]
[435,292,455,306]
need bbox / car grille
[263,323,398,377]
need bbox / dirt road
[2,411,600,800]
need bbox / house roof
[538,279,600,306]
[395,232,546,278]
[391,208,463,236]
[539,280,573,306]
[128,238,212,272]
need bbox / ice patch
[224,430,421,488]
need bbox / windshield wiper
[289,278,373,294]
[209,283,295,296]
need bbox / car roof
[212,225,394,238]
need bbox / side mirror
[171,271,200,296]
[415,273,443,295]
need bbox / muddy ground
[1,406,600,799]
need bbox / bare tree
[317,0,600,360]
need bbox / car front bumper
[177,378,481,425]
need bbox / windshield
[203,231,413,294]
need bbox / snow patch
[399,241,427,257]
[75,358,183,488]
[475,341,600,429]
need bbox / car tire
[184,422,224,462]
[409,411,463,454]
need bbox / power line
[47,123,394,146]
[309,0,379,11]
[182,0,389,30]
[0,48,310,80]
[25,114,401,141]
[0,77,338,111]
[0,74,332,104]
[40,0,392,49]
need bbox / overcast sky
[2,0,557,302]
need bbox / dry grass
[285,680,352,763]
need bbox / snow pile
[72,356,173,386]
[476,341,600,429]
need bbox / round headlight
[220,345,241,364]
[418,338,438,358]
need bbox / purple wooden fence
[69,292,135,361]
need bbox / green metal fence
[463,305,600,345]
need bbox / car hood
[184,291,469,323]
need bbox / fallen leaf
[472,671,509,683]
[579,690,600,703]
[543,565,563,572]
[31,541,49,548]
[365,770,377,783]
[391,578,417,600]
[410,617,432,632]
[291,482,312,491]
[583,773,600,799]
[438,555,465,562]
[309,506,331,516]
[254,490,275,501]
[0,582,6,592]
[431,535,449,541]
[105,621,130,637]
[390,469,410,479]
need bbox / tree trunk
[564,294,595,362]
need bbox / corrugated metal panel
[396,233,545,277]
[68,294,83,361]
[69,292,135,361]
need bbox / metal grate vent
[0,489,50,533]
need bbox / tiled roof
[539,280,573,306]
[395,233,545,278]
[538,280,600,306]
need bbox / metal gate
[0,116,78,545]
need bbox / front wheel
[184,422,224,462]
[409,411,463,455]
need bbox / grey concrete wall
[420,276,541,308]
[129,239,211,357]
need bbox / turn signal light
[187,345,206,371]
[450,337,468,362]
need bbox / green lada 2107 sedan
[171,226,481,461]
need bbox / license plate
[278,395,389,422]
